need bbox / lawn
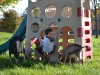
[0,32,13,45]
[0,32,100,75]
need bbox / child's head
[45,28,53,38]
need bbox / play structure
[25,0,92,62]
[0,0,92,63]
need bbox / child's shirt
[43,35,54,53]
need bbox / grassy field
[0,32,13,45]
[0,32,100,75]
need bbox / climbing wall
[25,0,92,62]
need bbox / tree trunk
[94,1,99,38]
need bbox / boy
[43,28,56,54]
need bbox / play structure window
[31,7,41,18]
[60,32,63,35]
[49,22,58,27]
[59,38,63,42]
[68,39,74,43]
[59,46,63,50]
[85,21,89,26]
[85,30,90,34]
[85,38,90,43]
[68,31,74,35]
[30,38,40,48]
[45,5,56,18]
[31,0,37,2]
[31,23,39,33]
[61,6,72,18]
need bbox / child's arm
[49,37,54,42]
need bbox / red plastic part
[77,7,83,17]
[85,21,89,26]
[85,9,89,17]
[85,30,90,34]
[77,28,83,37]
[30,38,40,46]
[85,38,90,43]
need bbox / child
[43,28,56,54]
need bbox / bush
[0,10,22,33]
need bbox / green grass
[0,51,100,75]
[0,32,100,75]
[0,32,13,45]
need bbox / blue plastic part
[40,18,43,22]
[58,18,61,22]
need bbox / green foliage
[0,0,21,11]
[0,10,22,33]
[91,0,100,21]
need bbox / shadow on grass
[0,57,41,68]
[0,53,64,70]
[1,51,96,71]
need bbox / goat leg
[64,54,68,64]
[76,53,83,65]
[15,53,19,63]
[9,52,12,63]
[23,49,26,61]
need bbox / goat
[60,44,88,65]
[8,36,25,63]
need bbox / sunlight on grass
[0,32,13,45]
[0,33,100,75]
[0,51,100,75]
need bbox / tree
[0,10,22,33]
[91,0,100,38]
[0,0,21,11]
